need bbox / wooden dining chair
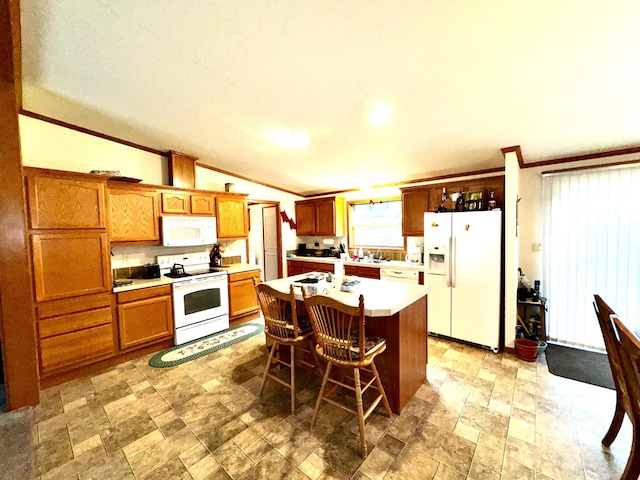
[254,279,321,415]
[609,313,640,480]
[302,289,392,457]
[593,294,630,447]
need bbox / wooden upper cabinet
[401,188,429,237]
[401,176,505,236]
[161,191,190,214]
[316,197,344,236]
[295,196,345,236]
[168,151,197,189]
[31,231,111,302]
[27,175,106,229]
[190,194,215,216]
[216,194,248,238]
[160,191,216,216]
[109,187,159,242]
[295,201,316,236]
[463,176,505,211]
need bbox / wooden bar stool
[593,295,628,447]
[302,289,392,457]
[609,313,640,480]
[254,280,321,415]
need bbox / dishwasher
[379,268,420,284]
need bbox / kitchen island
[262,273,430,414]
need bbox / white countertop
[113,264,261,293]
[287,255,424,271]
[216,263,261,274]
[263,272,430,317]
[113,276,174,293]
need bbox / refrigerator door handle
[446,235,452,287]
[451,235,457,288]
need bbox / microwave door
[165,226,202,247]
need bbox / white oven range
[157,252,229,345]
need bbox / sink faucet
[376,248,382,260]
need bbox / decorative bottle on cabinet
[488,191,496,210]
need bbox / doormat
[149,322,264,368]
[545,343,614,390]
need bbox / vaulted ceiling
[20,1,640,195]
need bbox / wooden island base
[364,295,427,414]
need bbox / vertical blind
[542,164,640,351]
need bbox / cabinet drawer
[117,285,171,303]
[229,270,259,283]
[39,306,112,338]
[37,292,112,319]
[40,323,114,373]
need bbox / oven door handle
[172,277,227,288]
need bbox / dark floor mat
[545,343,614,390]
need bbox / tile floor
[31,329,632,480]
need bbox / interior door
[424,212,452,336]
[450,211,501,350]
[262,206,279,281]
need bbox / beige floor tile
[30,335,631,480]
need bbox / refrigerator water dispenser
[427,245,447,275]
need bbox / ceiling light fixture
[268,128,310,149]
[368,103,392,126]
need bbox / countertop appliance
[379,268,419,284]
[161,216,217,247]
[157,252,229,345]
[424,210,502,352]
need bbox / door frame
[248,200,283,279]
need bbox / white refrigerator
[424,210,502,352]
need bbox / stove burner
[164,272,192,278]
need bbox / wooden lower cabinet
[37,293,115,374]
[287,259,333,276]
[345,265,380,279]
[116,285,173,349]
[229,270,261,322]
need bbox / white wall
[504,152,520,349]
[19,115,167,185]
[196,166,303,276]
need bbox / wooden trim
[500,145,524,168]
[19,109,168,157]
[0,0,40,409]
[303,167,506,199]
[9,0,20,110]
[196,162,302,197]
[524,146,640,169]
[541,158,640,176]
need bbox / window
[348,199,403,249]
[542,164,640,351]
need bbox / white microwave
[161,216,217,247]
